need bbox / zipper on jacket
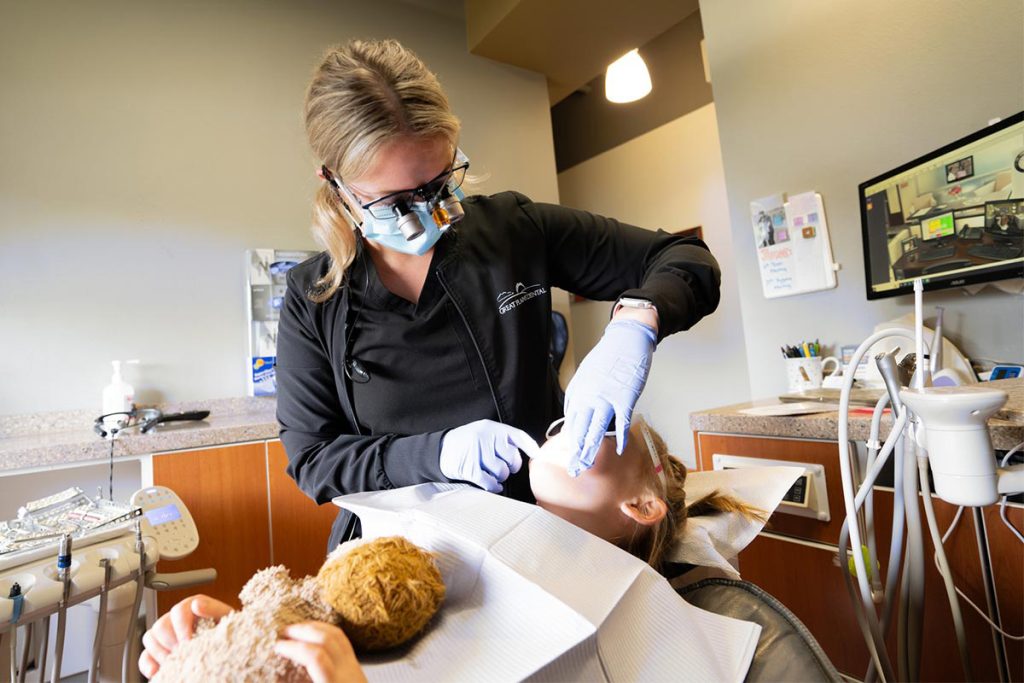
[436,271,506,424]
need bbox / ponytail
[687,490,768,523]
[308,183,356,303]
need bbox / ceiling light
[604,49,652,104]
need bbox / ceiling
[465,0,700,104]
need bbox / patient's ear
[620,497,668,527]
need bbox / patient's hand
[139,594,233,678]
[275,622,367,683]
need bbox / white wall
[0,0,561,415]
[559,104,749,467]
[699,0,1024,399]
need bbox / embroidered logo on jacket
[497,282,548,315]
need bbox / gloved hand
[563,318,657,476]
[439,419,540,493]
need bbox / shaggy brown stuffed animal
[152,536,445,682]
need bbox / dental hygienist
[277,39,722,549]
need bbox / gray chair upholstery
[678,578,842,682]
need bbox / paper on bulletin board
[750,192,838,298]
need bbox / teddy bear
[152,536,445,682]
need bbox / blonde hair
[303,39,461,302]
[624,419,767,572]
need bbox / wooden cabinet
[694,431,1023,682]
[266,440,341,579]
[150,440,340,616]
[152,443,272,614]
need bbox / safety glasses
[545,416,667,492]
[544,416,615,440]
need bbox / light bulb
[605,49,652,104]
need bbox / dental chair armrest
[145,568,217,591]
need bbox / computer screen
[859,112,1024,300]
[921,211,955,241]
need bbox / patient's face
[528,425,647,543]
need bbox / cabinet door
[152,443,271,615]
[267,441,340,578]
[739,533,874,676]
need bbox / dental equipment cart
[0,486,214,682]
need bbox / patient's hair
[624,419,767,572]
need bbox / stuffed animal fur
[152,536,445,682]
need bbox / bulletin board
[750,192,839,298]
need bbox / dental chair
[678,577,842,682]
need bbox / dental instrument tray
[0,487,140,569]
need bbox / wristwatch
[613,296,657,316]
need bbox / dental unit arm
[0,485,214,683]
[838,279,1022,683]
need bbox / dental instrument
[837,278,1024,683]
[51,534,73,682]
[87,558,112,683]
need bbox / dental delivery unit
[0,485,212,683]
[837,278,1023,683]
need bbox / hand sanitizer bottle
[102,360,136,418]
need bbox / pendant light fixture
[604,49,652,103]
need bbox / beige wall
[0,0,561,414]
[559,103,749,467]
[699,0,1024,399]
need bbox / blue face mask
[359,185,466,256]
[361,204,447,256]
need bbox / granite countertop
[0,397,279,473]
[690,378,1024,451]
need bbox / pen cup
[785,356,840,392]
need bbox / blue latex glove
[563,318,657,476]
[440,419,541,493]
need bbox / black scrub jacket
[276,191,722,549]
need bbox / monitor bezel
[858,111,1024,301]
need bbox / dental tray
[0,487,141,567]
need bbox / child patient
[141,416,759,679]
[530,415,764,571]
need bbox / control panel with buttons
[130,486,199,561]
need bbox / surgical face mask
[358,190,465,256]
[360,201,451,256]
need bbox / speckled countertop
[690,378,1024,451]
[0,397,279,473]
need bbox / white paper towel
[667,466,805,577]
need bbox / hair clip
[639,421,668,494]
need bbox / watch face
[1015,151,1024,173]
[619,297,653,309]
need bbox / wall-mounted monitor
[945,156,974,182]
[859,112,1024,300]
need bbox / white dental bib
[335,483,761,682]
